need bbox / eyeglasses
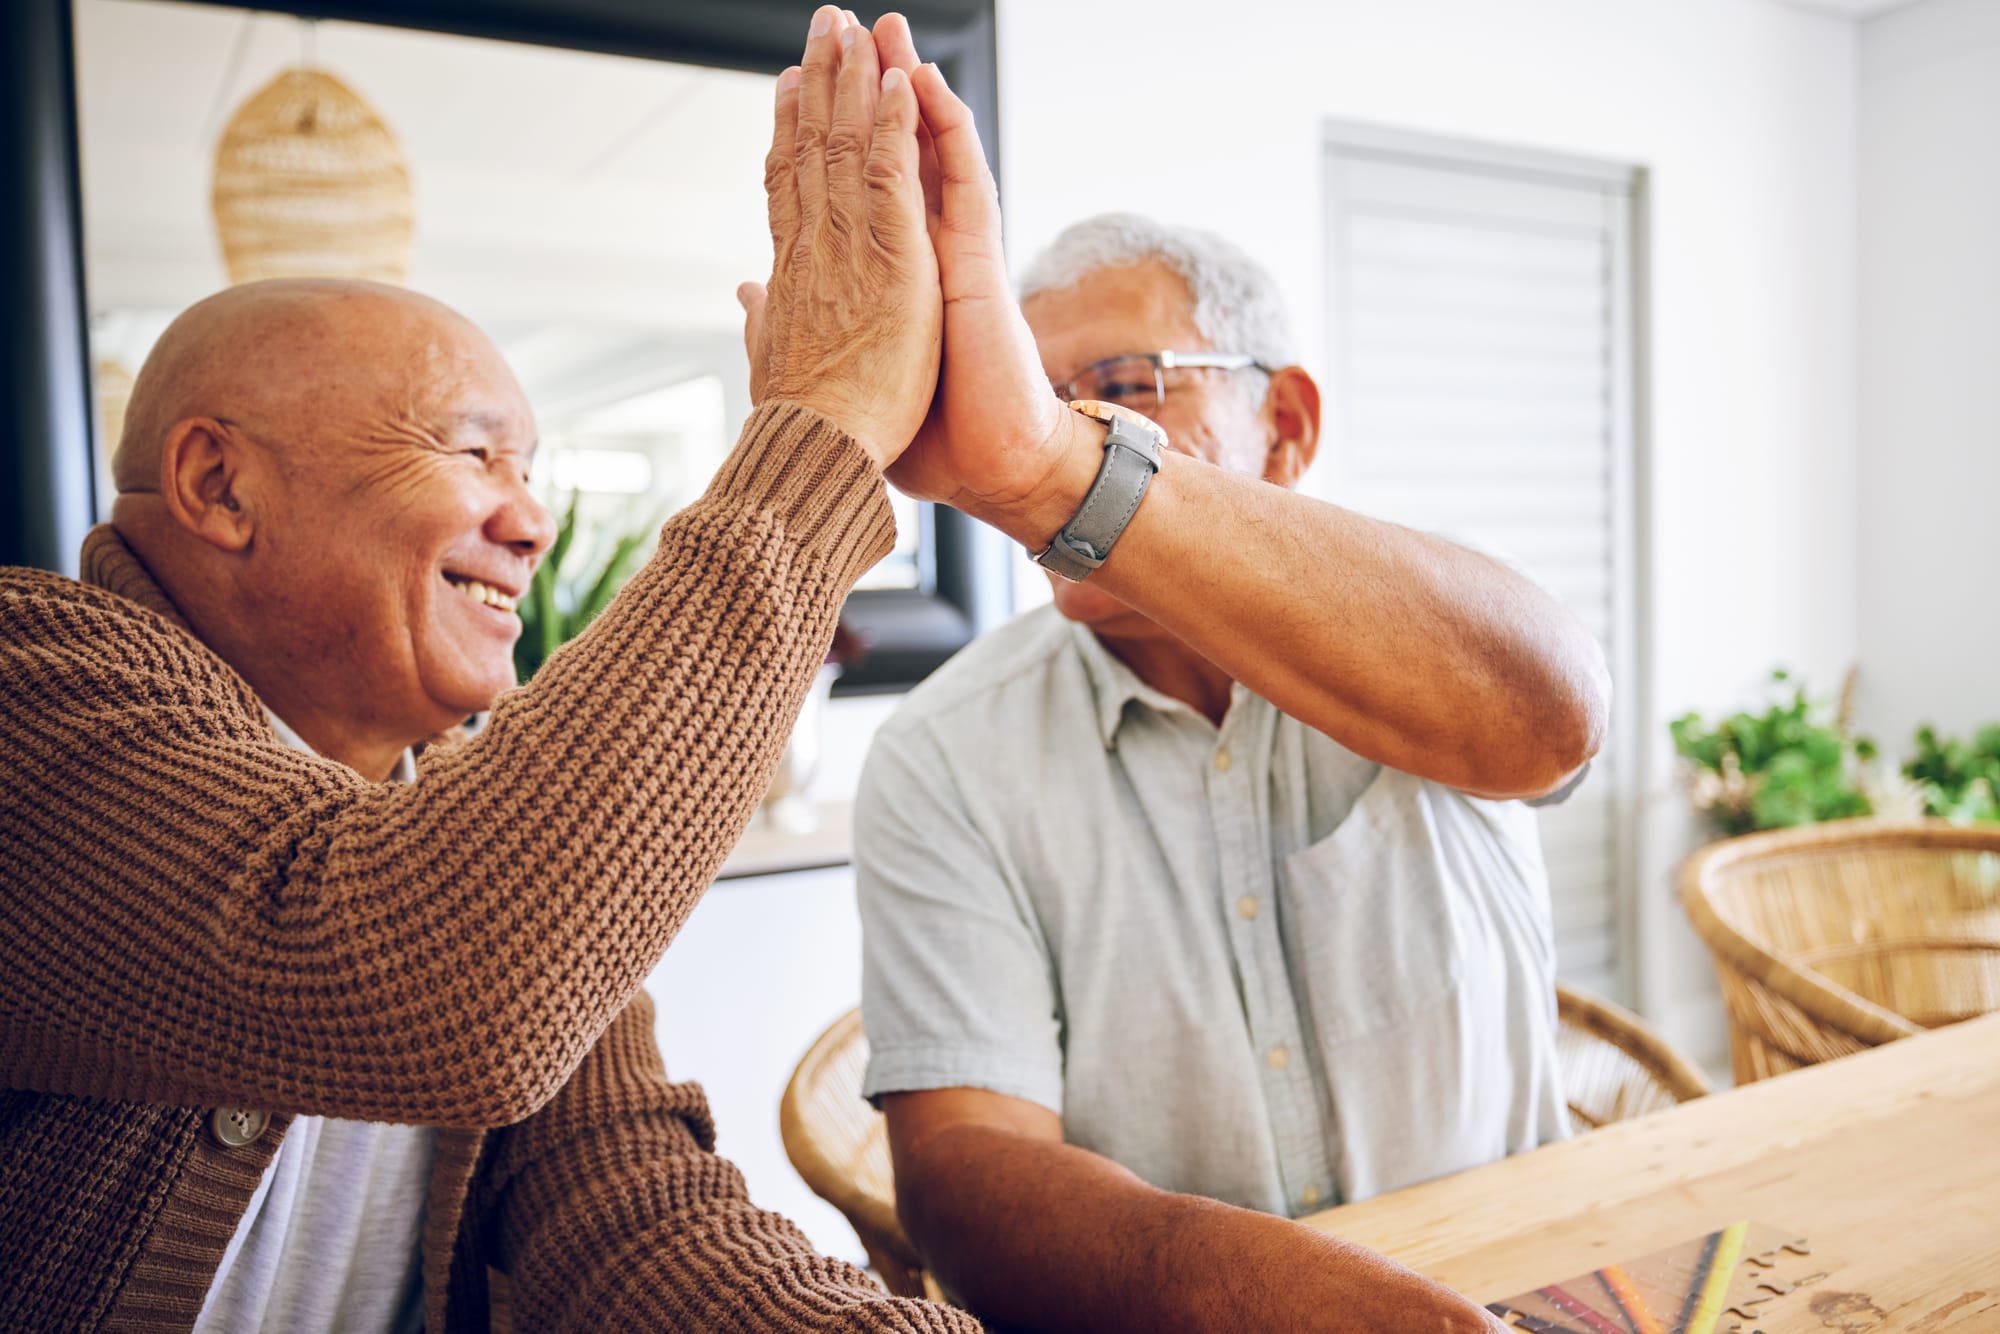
[1052,351,1271,410]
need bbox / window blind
[1318,133,1640,1000]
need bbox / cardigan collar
[78,524,196,636]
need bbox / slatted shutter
[1317,128,1641,1000]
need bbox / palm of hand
[880,90,1072,514]
[744,15,1075,525]
[884,298,1069,513]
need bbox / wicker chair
[1554,982,1711,1131]
[1681,818,2000,1084]
[780,1009,935,1300]
[782,990,1704,1297]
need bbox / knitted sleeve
[0,404,893,1128]
[473,992,980,1334]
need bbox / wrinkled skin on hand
[748,7,941,469]
[744,11,1081,531]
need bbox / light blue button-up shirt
[856,606,1569,1217]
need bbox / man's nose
[488,485,557,560]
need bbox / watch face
[1066,398,1169,451]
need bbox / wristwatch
[1032,400,1167,581]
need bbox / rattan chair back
[780,1009,932,1299]
[1554,982,1712,1132]
[1681,818,2000,1084]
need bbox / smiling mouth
[443,572,520,614]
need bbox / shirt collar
[1066,619,1219,749]
[263,708,417,784]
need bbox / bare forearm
[901,1127,1500,1334]
[983,419,1608,797]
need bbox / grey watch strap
[1034,413,1162,581]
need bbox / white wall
[996,0,1861,1057]
[1855,0,2000,748]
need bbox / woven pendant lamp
[211,66,414,284]
[95,359,135,455]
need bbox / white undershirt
[193,713,435,1334]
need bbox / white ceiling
[74,0,779,402]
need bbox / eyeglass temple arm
[1156,351,1269,372]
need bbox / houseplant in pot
[1669,668,1878,836]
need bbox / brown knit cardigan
[0,403,978,1334]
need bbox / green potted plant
[1905,724,2000,824]
[1669,669,1877,836]
[513,494,656,684]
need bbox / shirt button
[1213,747,1233,773]
[1300,1184,1323,1209]
[1237,895,1259,920]
[1267,1045,1290,1070]
[210,1107,270,1148]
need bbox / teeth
[448,576,518,613]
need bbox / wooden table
[1302,1011,2000,1332]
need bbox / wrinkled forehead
[389,320,535,440]
[292,294,536,450]
[1021,259,1205,380]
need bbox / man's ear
[158,419,256,553]
[1260,366,1322,489]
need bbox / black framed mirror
[1,0,1009,693]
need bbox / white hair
[1018,212,1296,371]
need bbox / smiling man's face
[248,305,551,733]
[107,280,558,774]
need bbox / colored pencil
[1539,1284,1630,1334]
[1683,1222,1750,1334]
[1672,1229,1724,1332]
[1595,1266,1658,1334]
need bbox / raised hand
[743,6,941,470]
[867,16,1093,542]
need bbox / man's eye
[460,447,493,463]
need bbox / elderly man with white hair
[856,213,1609,1332]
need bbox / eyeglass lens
[1058,355,1163,409]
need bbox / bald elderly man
[0,14,991,1332]
[2,12,1537,1334]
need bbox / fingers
[763,66,803,256]
[826,19,883,228]
[910,62,1005,298]
[863,67,924,248]
[736,281,769,404]
[871,13,944,229]
[872,10,921,71]
[794,5,849,228]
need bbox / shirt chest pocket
[1277,768,1470,1046]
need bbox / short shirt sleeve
[1524,759,1590,807]
[855,722,1065,1114]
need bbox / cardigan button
[210,1107,270,1148]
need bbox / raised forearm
[901,1125,1501,1334]
[983,417,1608,797]
[0,406,892,1125]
